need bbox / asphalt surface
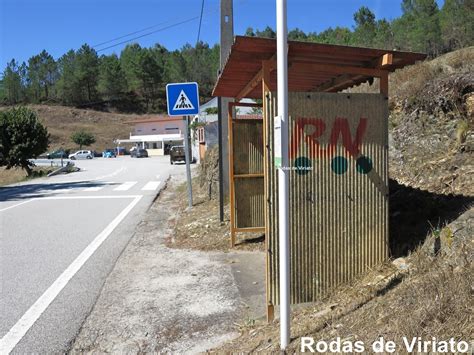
[0,156,185,354]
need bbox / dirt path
[70,175,265,353]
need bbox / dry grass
[0,167,28,186]
[166,148,265,253]
[0,104,161,153]
[211,208,473,353]
[346,46,474,108]
[0,166,53,186]
[166,175,265,253]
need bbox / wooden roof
[213,36,426,99]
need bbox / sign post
[166,82,200,209]
[183,115,193,208]
[276,0,290,350]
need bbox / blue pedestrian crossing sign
[166,82,200,116]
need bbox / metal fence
[265,92,389,305]
[228,104,265,246]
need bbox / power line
[196,0,206,46]
[94,4,218,54]
[95,16,200,53]
[93,19,177,48]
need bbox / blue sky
[0,0,444,66]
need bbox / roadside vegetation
[1,0,472,113]
[0,106,49,176]
[71,130,96,150]
[0,166,53,186]
[213,213,473,352]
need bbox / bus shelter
[213,36,425,320]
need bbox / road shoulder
[69,175,264,353]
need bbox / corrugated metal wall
[233,120,265,229]
[266,92,389,305]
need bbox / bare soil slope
[0,105,160,153]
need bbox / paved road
[0,156,186,354]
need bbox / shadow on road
[0,181,118,202]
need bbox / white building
[116,116,185,156]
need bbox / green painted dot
[294,156,311,175]
[356,156,373,174]
[331,156,348,175]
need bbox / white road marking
[51,189,71,194]
[42,195,142,200]
[82,185,105,192]
[0,200,34,212]
[114,181,137,191]
[94,166,127,181]
[141,181,161,191]
[0,195,143,354]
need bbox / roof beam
[290,62,387,77]
[236,57,276,100]
[312,74,353,92]
[372,53,393,68]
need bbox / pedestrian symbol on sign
[166,82,199,116]
[173,90,195,110]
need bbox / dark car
[170,145,193,164]
[131,148,148,158]
[46,150,68,159]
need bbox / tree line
[1,42,219,112]
[247,0,472,56]
[1,0,472,112]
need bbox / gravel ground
[69,175,262,354]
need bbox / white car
[68,150,93,160]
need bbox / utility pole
[276,0,290,350]
[218,0,234,222]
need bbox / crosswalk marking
[83,185,105,192]
[141,181,161,191]
[114,181,137,191]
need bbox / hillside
[0,105,160,153]
[348,46,473,196]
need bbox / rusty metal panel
[235,178,265,228]
[233,119,265,229]
[233,120,264,174]
[266,92,389,305]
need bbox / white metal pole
[277,0,290,350]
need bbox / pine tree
[98,54,127,100]
[57,50,81,104]
[394,0,442,56]
[2,59,26,104]
[27,50,58,102]
[353,6,377,47]
[440,0,474,51]
[76,44,99,102]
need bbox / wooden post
[262,60,275,323]
[380,71,389,98]
[228,103,236,248]
[218,0,234,221]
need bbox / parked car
[169,145,193,164]
[130,148,148,158]
[68,150,93,160]
[116,147,126,156]
[102,148,117,158]
[46,150,68,159]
